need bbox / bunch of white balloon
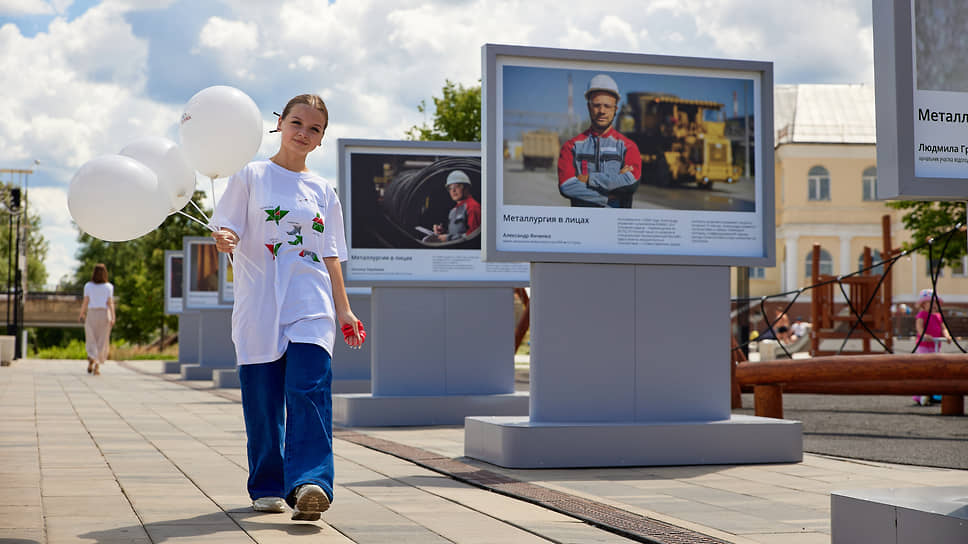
[67,85,263,241]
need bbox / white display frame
[481,44,774,266]
[181,236,226,310]
[163,250,183,315]
[873,0,968,199]
[338,138,528,286]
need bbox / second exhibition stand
[463,262,803,468]
[332,284,529,426]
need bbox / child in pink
[913,289,950,405]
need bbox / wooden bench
[735,353,968,418]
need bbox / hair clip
[269,111,282,133]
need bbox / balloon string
[176,209,214,231]
[188,198,211,226]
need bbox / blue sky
[0,0,875,288]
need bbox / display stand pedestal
[333,287,528,426]
[831,487,968,543]
[465,263,801,468]
[330,288,372,394]
[180,309,235,383]
[166,311,200,374]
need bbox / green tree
[69,191,211,344]
[0,184,49,290]
[886,200,966,265]
[405,80,481,142]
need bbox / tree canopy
[886,200,966,265]
[68,191,210,344]
[405,80,481,142]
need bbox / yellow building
[737,83,966,308]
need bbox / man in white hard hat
[426,170,481,242]
[557,74,642,207]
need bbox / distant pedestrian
[913,289,950,405]
[78,263,114,376]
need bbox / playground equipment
[810,215,896,356]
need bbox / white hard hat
[445,170,471,187]
[584,74,620,101]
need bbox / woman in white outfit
[78,263,115,375]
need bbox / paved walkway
[2,359,967,544]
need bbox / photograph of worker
[339,139,529,284]
[349,152,482,250]
[501,65,757,212]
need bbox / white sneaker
[291,484,330,521]
[252,496,287,513]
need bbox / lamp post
[1,166,35,359]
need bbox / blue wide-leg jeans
[238,342,334,506]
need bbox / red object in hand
[342,321,366,345]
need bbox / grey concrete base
[212,369,240,389]
[464,415,803,468]
[332,379,370,395]
[180,364,213,381]
[831,487,968,544]
[333,392,529,427]
[162,360,187,374]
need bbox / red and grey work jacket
[557,127,642,208]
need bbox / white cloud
[0,0,56,16]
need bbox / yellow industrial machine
[623,93,741,189]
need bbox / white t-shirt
[84,281,113,308]
[211,160,348,365]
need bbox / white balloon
[68,155,170,242]
[179,85,263,179]
[120,137,196,214]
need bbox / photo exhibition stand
[464,262,802,468]
[333,286,529,426]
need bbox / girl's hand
[338,310,365,349]
[212,228,239,253]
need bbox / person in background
[557,74,641,208]
[427,170,480,242]
[211,93,365,521]
[913,288,951,406]
[78,263,114,376]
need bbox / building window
[805,248,834,278]
[926,258,944,278]
[857,249,884,275]
[750,267,766,279]
[808,166,830,201]
[952,257,967,277]
[862,166,877,201]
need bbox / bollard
[940,395,965,416]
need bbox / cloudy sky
[0,0,875,289]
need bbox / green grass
[31,340,178,360]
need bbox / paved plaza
[1,359,967,543]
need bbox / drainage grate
[335,429,732,544]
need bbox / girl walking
[211,94,365,521]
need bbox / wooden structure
[735,353,968,418]
[809,215,895,356]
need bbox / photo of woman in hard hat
[421,169,481,243]
[348,151,482,250]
